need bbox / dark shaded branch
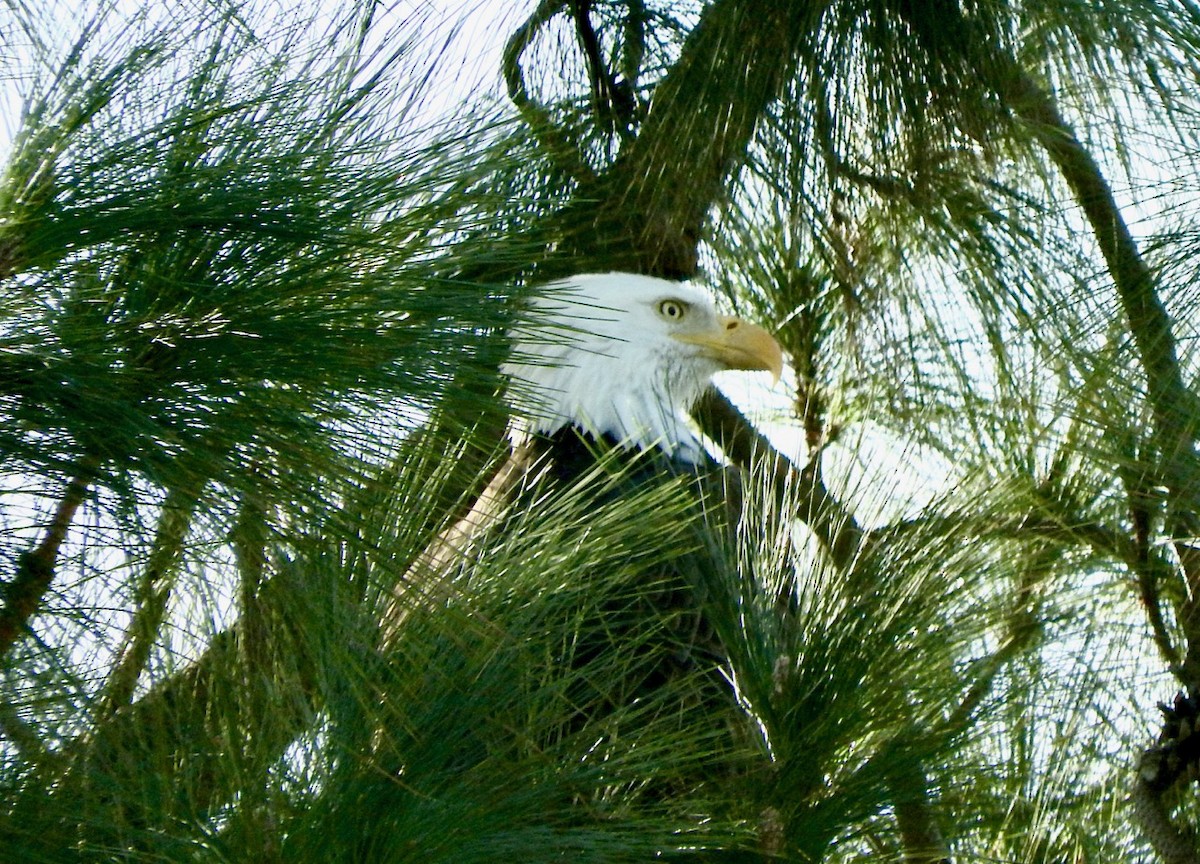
[571,1,612,121]
[696,388,863,568]
[0,234,19,281]
[893,786,951,864]
[1132,775,1200,864]
[848,734,952,864]
[570,0,637,136]
[619,0,646,96]
[1120,452,1183,670]
[0,455,99,657]
[555,0,824,278]
[0,697,58,769]
[1134,691,1200,864]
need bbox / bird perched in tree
[377,271,783,805]
[369,273,785,842]
[383,271,783,729]
[387,271,783,613]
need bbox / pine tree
[3,0,1200,860]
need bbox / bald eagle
[377,271,783,812]
[386,272,782,616]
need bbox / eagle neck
[534,426,709,486]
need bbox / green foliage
[3,0,1200,861]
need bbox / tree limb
[894,790,951,864]
[555,0,826,278]
[1120,451,1183,670]
[696,388,863,568]
[569,0,637,137]
[996,66,1200,683]
[1132,775,1200,864]
[1134,690,1200,864]
[0,454,99,658]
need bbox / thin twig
[569,0,636,137]
[502,0,595,185]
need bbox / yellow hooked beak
[672,315,784,383]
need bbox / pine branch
[503,0,595,185]
[0,234,19,281]
[894,790,951,864]
[96,484,200,719]
[551,0,823,278]
[17,558,327,854]
[984,53,1200,864]
[995,64,1200,681]
[1132,775,1200,864]
[1120,453,1183,670]
[883,3,1200,847]
[618,0,646,101]
[0,455,99,658]
[0,697,57,769]
[569,0,636,137]
[696,388,863,568]
[1135,691,1200,864]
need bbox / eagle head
[502,272,783,463]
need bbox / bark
[97,484,200,718]
[696,389,863,567]
[894,797,951,864]
[561,0,824,277]
[1132,772,1200,864]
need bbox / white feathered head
[502,273,782,463]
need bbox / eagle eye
[658,299,688,321]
